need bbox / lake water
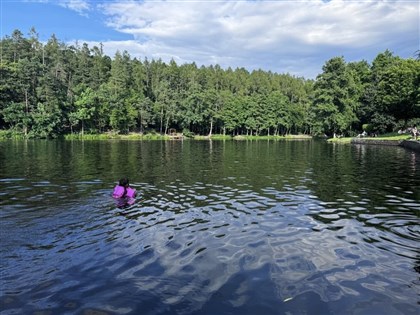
[0,140,419,315]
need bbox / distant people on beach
[357,131,367,138]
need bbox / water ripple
[1,141,419,315]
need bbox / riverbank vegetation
[63,132,170,141]
[1,29,419,139]
[327,132,413,144]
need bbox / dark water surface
[1,140,419,315]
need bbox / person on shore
[412,125,418,140]
[357,131,367,138]
[113,177,136,199]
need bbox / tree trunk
[160,107,164,133]
[208,117,213,137]
[139,112,143,133]
[24,89,28,136]
[164,115,170,135]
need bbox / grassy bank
[64,132,170,140]
[231,134,312,141]
[1,130,313,141]
[193,134,232,140]
[0,130,27,140]
[327,132,412,144]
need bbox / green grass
[367,133,411,141]
[4,131,307,141]
[192,134,312,140]
[63,132,170,140]
[327,137,352,143]
[64,133,112,140]
[194,134,232,140]
[284,134,312,139]
[234,134,311,141]
[0,130,26,140]
[237,135,277,140]
[327,132,412,144]
[12,130,413,142]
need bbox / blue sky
[1,0,419,78]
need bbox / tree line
[1,29,419,138]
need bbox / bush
[407,118,420,129]
[370,113,396,134]
[362,124,373,133]
[182,129,195,138]
[0,130,27,139]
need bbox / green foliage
[64,133,112,140]
[312,57,359,136]
[327,137,352,144]
[63,132,169,140]
[372,132,410,140]
[0,129,27,139]
[362,124,373,133]
[207,134,232,140]
[1,29,419,139]
[182,128,195,138]
[370,112,396,134]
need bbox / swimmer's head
[119,177,129,187]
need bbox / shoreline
[0,131,313,141]
[351,138,420,152]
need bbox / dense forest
[1,29,419,138]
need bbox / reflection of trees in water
[311,144,415,201]
[308,142,420,210]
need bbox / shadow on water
[0,140,419,314]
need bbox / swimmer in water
[113,177,136,208]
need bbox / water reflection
[0,140,419,315]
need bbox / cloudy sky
[1,0,419,78]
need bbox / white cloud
[58,0,91,14]
[91,0,419,78]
